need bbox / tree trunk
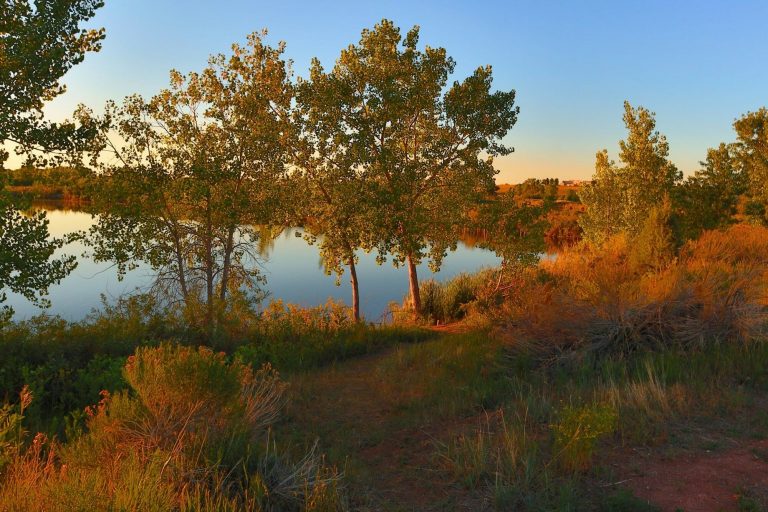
[220,226,235,302]
[171,223,188,301]
[204,192,215,342]
[407,254,421,317]
[348,254,360,322]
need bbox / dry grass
[500,225,768,363]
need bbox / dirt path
[283,344,483,511]
[611,440,768,511]
[283,332,768,511]
[426,321,476,335]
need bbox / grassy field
[275,326,768,511]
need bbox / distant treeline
[3,166,91,202]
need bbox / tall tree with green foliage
[88,32,294,338]
[733,108,768,221]
[293,62,375,322]
[579,102,681,244]
[318,20,518,315]
[676,143,745,239]
[1,0,105,166]
[0,0,104,318]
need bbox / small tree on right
[675,143,746,240]
[733,107,768,223]
[579,102,681,245]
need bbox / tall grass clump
[435,411,543,502]
[436,405,620,511]
[549,402,617,473]
[0,344,346,511]
[395,269,500,325]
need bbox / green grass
[280,328,768,509]
[235,323,434,374]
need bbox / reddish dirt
[285,344,488,511]
[613,440,768,511]
[427,321,476,334]
[288,333,768,511]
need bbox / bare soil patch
[613,439,768,511]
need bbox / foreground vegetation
[2,224,767,510]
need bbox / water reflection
[7,207,502,322]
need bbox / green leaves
[294,19,519,314]
[1,0,105,168]
[675,143,745,240]
[579,102,680,245]
[0,206,77,320]
[733,108,768,216]
[87,32,294,334]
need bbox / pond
[6,206,503,322]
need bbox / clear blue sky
[20,0,768,182]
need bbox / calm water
[6,208,502,322]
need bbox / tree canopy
[733,108,768,219]
[579,102,681,244]
[88,32,294,338]
[0,0,104,319]
[675,143,746,240]
[313,19,519,314]
[1,0,105,167]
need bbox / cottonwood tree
[89,32,294,338]
[320,20,519,315]
[293,62,375,321]
[676,143,746,240]
[0,0,104,318]
[733,108,768,220]
[1,0,105,165]
[579,102,681,244]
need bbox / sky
[11,0,768,182]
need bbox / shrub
[0,310,143,434]
[502,225,768,363]
[256,299,354,339]
[550,402,617,472]
[119,344,286,461]
[0,345,345,511]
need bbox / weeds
[392,268,500,325]
[550,402,618,472]
[0,345,347,511]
